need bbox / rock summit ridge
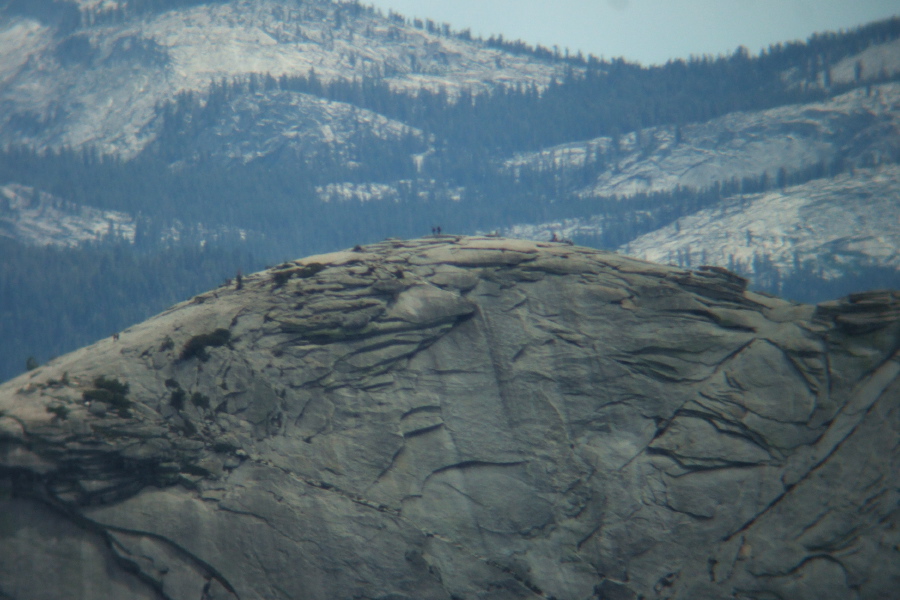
[1,236,898,599]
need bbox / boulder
[1,236,897,600]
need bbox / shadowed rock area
[1,236,898,600]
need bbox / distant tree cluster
[730,253,900,304]
[2,9,900,381]
[180,328,231,362]
[0,237,257,383]
[229,26,900,160]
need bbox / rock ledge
[1,237,898,600]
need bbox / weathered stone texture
[1,236,898,599]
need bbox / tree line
[0,236,257,383]
[2,7,899,381]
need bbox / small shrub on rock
[180,329,231,362]
[296,263,326,278]
[170,388,186,410]
[191,392,210,409]
[93,376,129,397]
[46,404,69,420]
[272,270,293,287]
[182,418,198,436]
[82,376,131,416]
[272,263,326,287]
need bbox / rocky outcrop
[0,183,135,247]
[508,83,900,201]
[621,163,900,282]
[1,236,898,600]
[0,0,566,159]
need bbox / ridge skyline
[365,0,900,66]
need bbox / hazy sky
[363,0,899,65]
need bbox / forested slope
[1,0,899,381]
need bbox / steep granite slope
[1,237,898,599]
[0,0,566,158]
[0,183,135,246]
[507,83,900,200]
[621,164,900,280]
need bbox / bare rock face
[1,237,898,600]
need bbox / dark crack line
[367,444,406,490]
[696,389,810,427]
[860,487,889,514]
[618,356,777,475]
[760,553,854,585]
[784,350,828,393]
[674,407,776,456]
[94,521,241,599]
[6,485,237,600]
[797,506,832,537]
[663,499,715,521]
[400,405,441,420]
[424,460,527,483]
[723,359,899,543]
[403,423,444,438]
[268,462,401,518]
[649,447,770,473]
[611,356,688,383]
[576,523,602,551]
[335,317,471,371]
[440,481,487,507]
[803,528,863,555]
[473,306,522,438]
[262,458,550,598]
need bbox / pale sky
[363,0,900,65]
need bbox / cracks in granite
[649,446,769,475]
[368,444,407,489]
[267,460,401,517]
[673,408,776,457]
[3,237,899,599]
[724,359,899,545]
[399,405,442,420]
[11,485,238,600]
[423,460,528,484]
[105,529,240,600]
[261,455,552,599]
[401,422,444,438]
[575,523,603,551]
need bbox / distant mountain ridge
[0,0,567,157]
[0,0,899,380]
[3,1,899,159]
[0,182,134,246]
[623,164,900,297]
[502,83,900,295]
[507,84,900,199]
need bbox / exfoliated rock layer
[1,236,898,600]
